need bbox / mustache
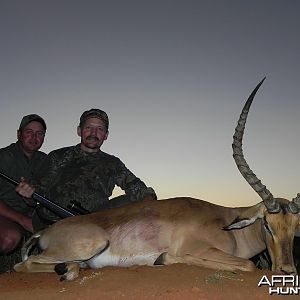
[28,139,39,145]
[86,136,100,141]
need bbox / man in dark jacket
[0,114,47,254]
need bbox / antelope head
[230,78,300,274]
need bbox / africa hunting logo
[258,275,300,295]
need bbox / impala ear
[223,202,265,230]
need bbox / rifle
[0,171,90,218]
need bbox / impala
[14,78,300,281]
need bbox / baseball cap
[19,114,47,131]
[79,108,109,131]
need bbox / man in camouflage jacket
[17,108,157,231]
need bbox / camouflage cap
[19,114,47,131]
[79,108,109,131]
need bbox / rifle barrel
[0,171,76,218]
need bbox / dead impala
[14,78,300,281]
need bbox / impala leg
[14,255,81,281]
[155,237,256,272]
[14,223,110,281]
[155,248,255,272]
[14,254,61,273]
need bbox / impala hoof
[54,262,80,281]
[54,263,67,275]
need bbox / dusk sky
[0,0,299,207]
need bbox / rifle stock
[0,171,81,218]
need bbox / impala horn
[289,193,300,214]
[232,77,280,213]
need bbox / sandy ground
[0,264,297,300]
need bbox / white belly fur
[87,249,161,268]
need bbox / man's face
[78,117,108,152]
[17,121,45,155]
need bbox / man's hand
[0,201,34,233]
[16,177,35,199]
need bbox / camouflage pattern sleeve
[29,148,73,222]
[29,150,63,197]
[114,158,157,202]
